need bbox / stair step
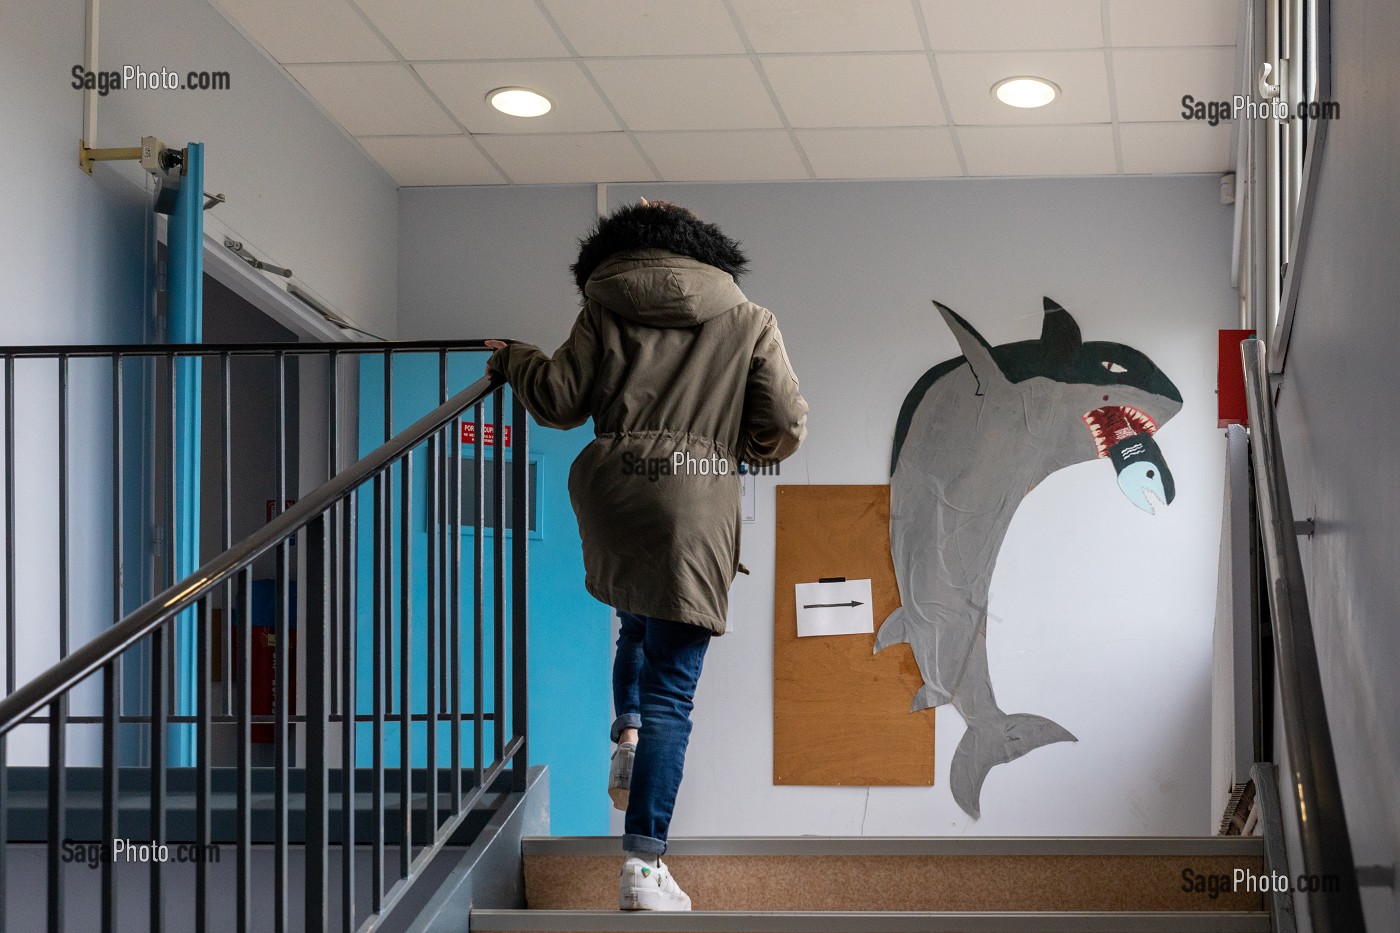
[523,837,1265,914]
[472,909,1273,932]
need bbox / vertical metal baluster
[195,597,212,932]
[273,352,289,931]
[0,726,5,933]
[425,432,438,838]
[473,403,484,791]
[101,656,119,933]
[371,473,385,913]
[221,354,233,718]
[57,358,69,669]
[3,357,13,700]
[46,697,66,933]
[383,351,393,702]
[103,355,122,933]
[510,394,529,788]
[236,571,251,933]
[48,356,70,933]
[433,350,448,827]
[166,355,178,754]
[493,391,506,765]
[399,449,412,875]
[305,512,330,933]
[150,622,167,933]
[340,493,357,932]
[450,405,462,810]
[328,352,341,717]
[0,356,12,933]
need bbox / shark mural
[877,298,1183,818]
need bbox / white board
[794,579,874,637]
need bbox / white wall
[0,0,397,760]
[399,175,1237,836]
[97,0,400,337]
[0,0,398,345]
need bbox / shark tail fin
[950,713,1077,819]
[873,606,914,654]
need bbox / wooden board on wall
[773,485,934,786]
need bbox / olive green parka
[489,216,806,634]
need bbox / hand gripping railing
[0,354,529,932]
[1241,338,1365,932]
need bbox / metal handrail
[1241,338,1366,932]
[0,370,502,737]
[0,338,497,358]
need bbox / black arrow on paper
[802,600,864,609]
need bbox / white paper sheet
[794,579,874,637]
[740,472,756,523]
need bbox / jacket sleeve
[738,312,808,465]
[488,306,598,430]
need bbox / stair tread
[522,836,1263,857]
[472,908,1273,932]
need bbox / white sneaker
[608,742,635,811]
[619,857,691,911]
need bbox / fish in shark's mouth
[1082,405,1175,513]
[1082,404,1158,456]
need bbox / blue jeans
[610,610,712,857]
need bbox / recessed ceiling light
[991,76,1059,109]
[487,87,552,118]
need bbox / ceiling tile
[1119,121,1232,173]
[476,133,655,184]
[1113,48,1237,122]
[958,124,1117,175]
[794,127,961,178]
[415,61,619,134]
[761,54,946,128]
[919,0,1104,51]
[730,0,924,53]
[1108,0,1238,47]
[212,0,394,63]
[285,63,459,135]
[937,50,1111,124]
[355,0,567,60]
[541,0,745,56]
[636,131,808,181]
[586,59,781,131]
[358,135,507,186]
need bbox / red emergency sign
[461,423,511,447]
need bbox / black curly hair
[570,200,749,293]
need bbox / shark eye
[1102,361,1128,374]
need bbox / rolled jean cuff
[610,713,641,743]
[622,833,666,857]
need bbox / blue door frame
[167,142,204,765]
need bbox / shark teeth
[1082,405,1159,459]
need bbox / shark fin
[949,713,1078,820]
[873,607,913,653]
[911,683,951,711]
[933,301,1003,395]
[1040,297,1082,360]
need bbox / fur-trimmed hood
[571,202,748,293]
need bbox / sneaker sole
[608,745,634,811]
[619,889,691,912]
[609,785,630,811]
